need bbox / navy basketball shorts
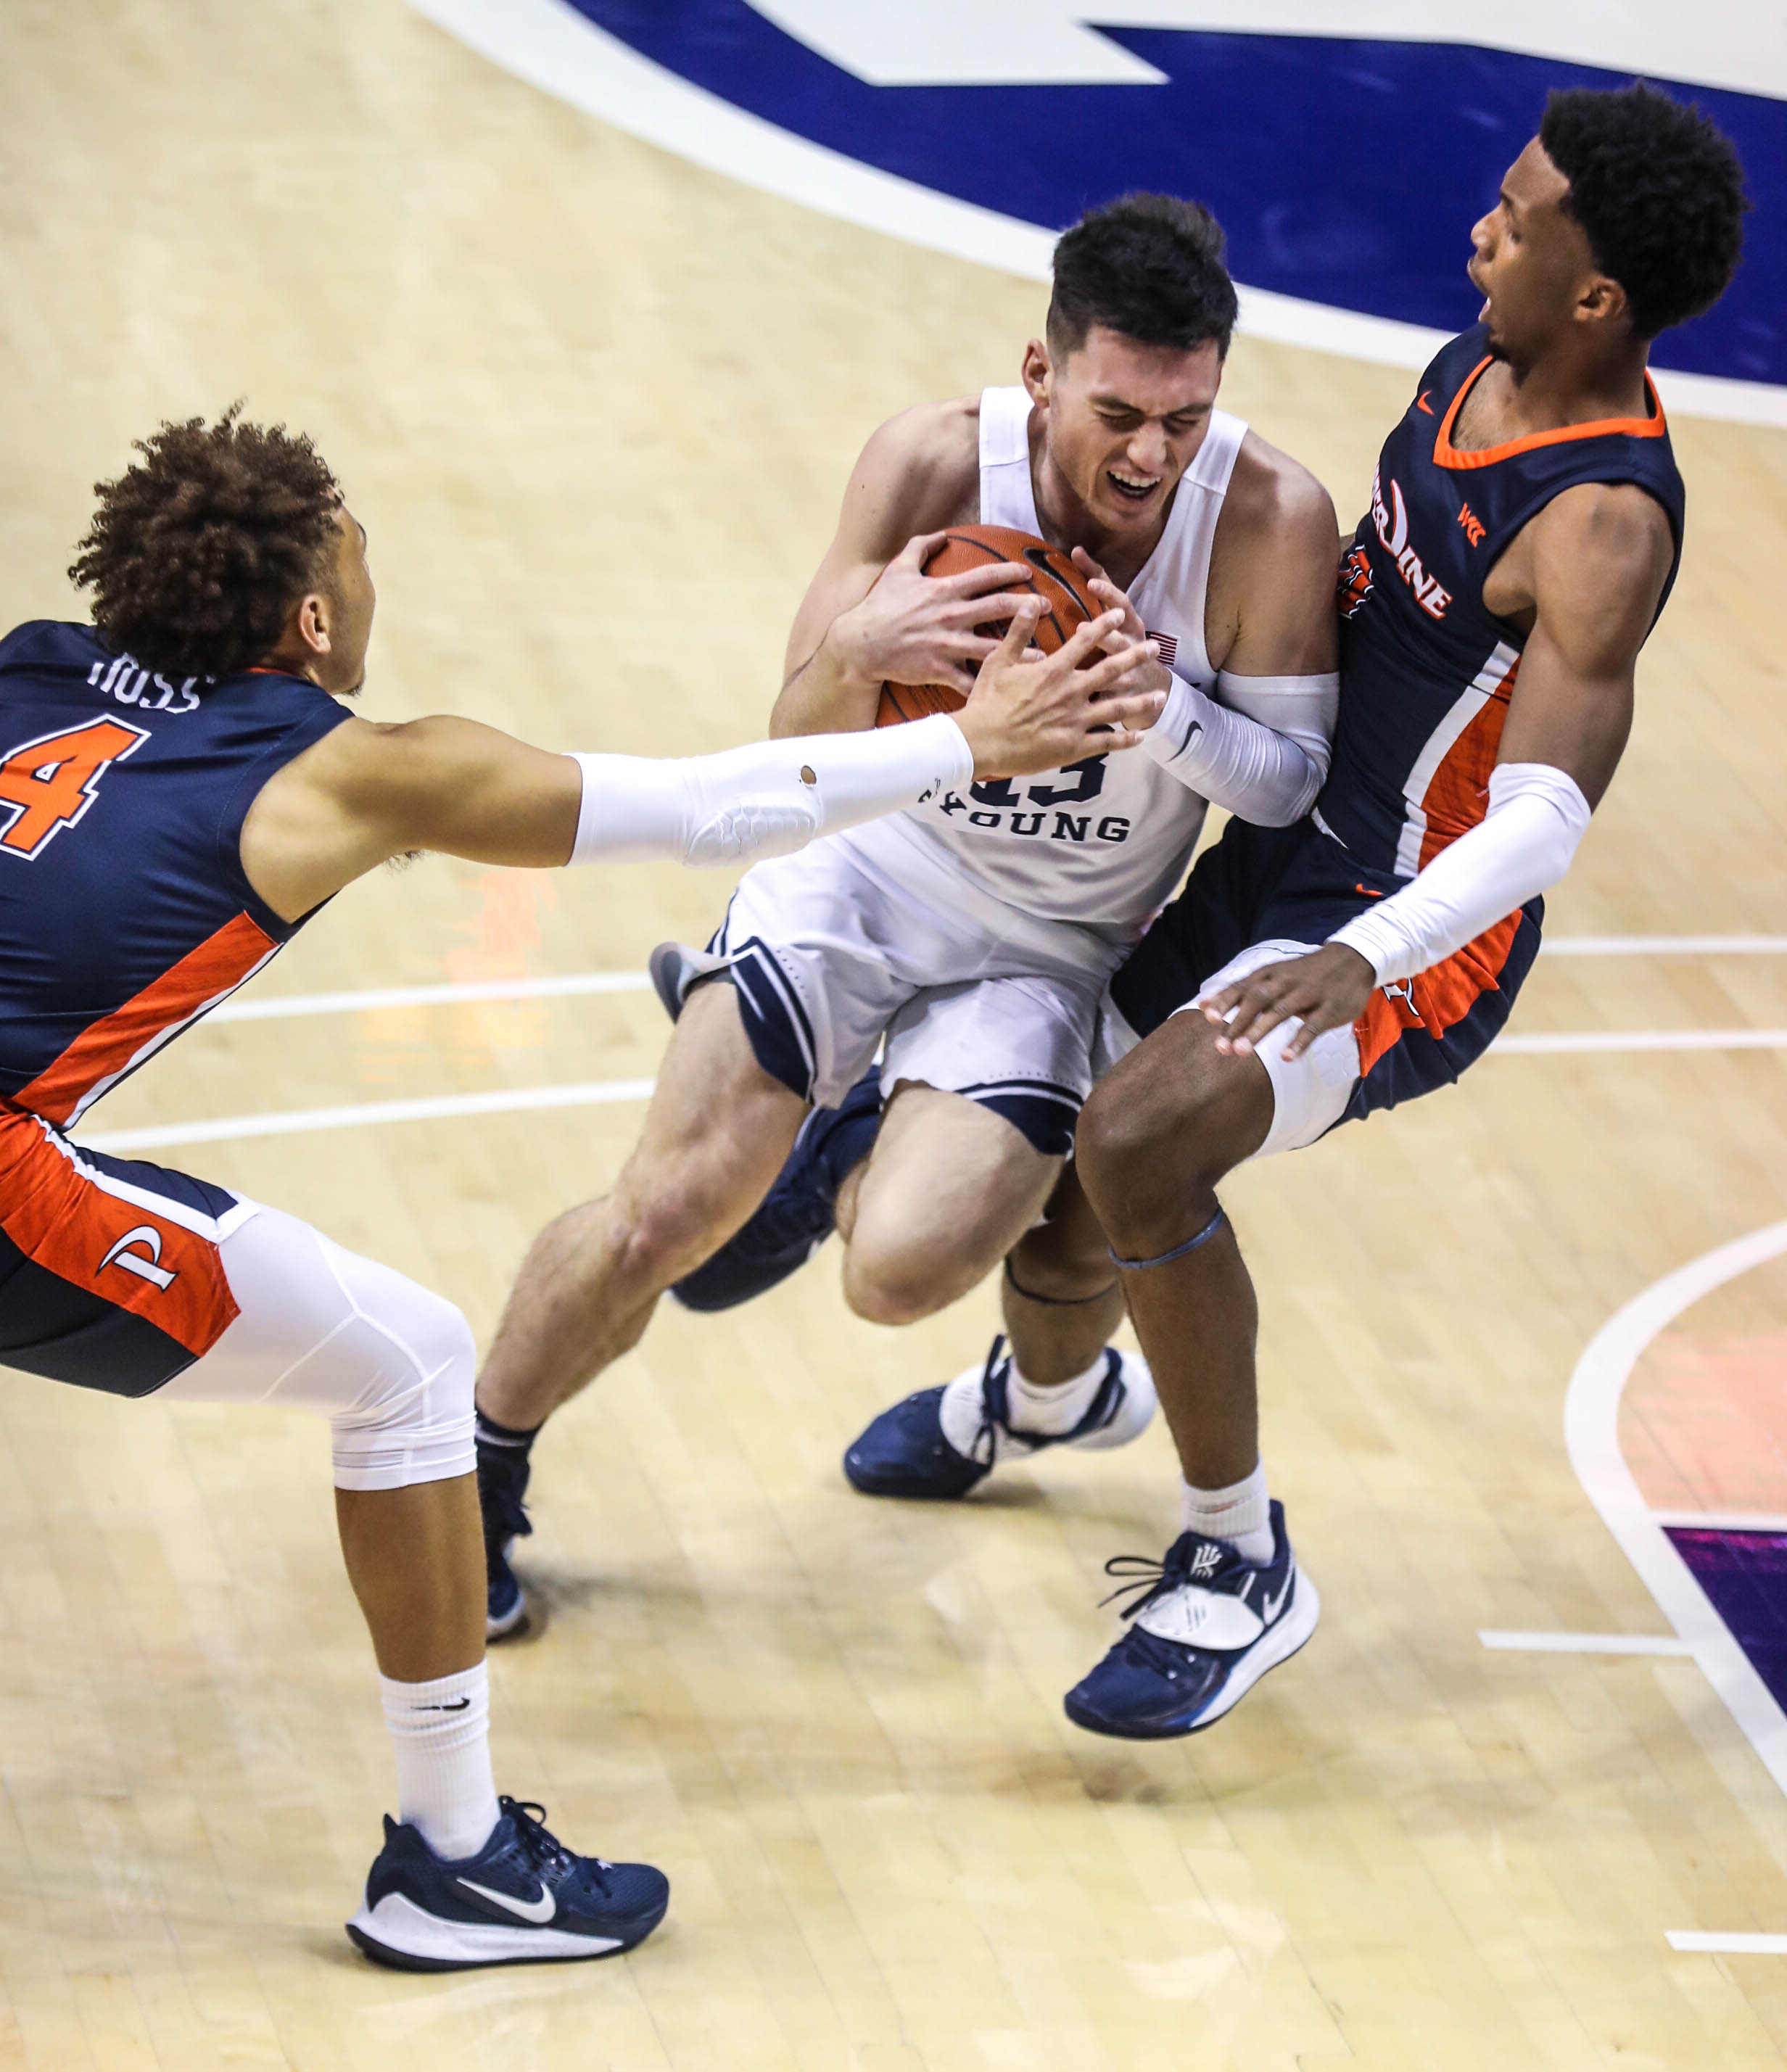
[677,823,1129,1159]
[0,1101,475,1489]
[1108,817,1543,1156]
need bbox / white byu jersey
[854,384,1246,933]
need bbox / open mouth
[1106,467,1160,506]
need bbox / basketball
[874,525,1101,727]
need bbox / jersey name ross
[86,648,206,714]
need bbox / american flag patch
[1146,629,1177,667]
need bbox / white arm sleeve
[566,711,973,868]
[1328,761,1592,985]
[1142,670,1339,827]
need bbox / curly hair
[1048,193,1239,360]
[70,408,342,677]
[1540,83,1748,339]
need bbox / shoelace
[964,1333,1010,1468]
[1097,1545,1199,1622]
[499,1797,614,1886]
[964,1342,1123,1465]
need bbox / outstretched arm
[1199,481,1674,1057]
[239,603,1165,923]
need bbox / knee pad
[164,1205,479,1492]
[315,1241,478,1493]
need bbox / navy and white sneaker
[843,1333,1156,1499]
[670,1065,883,1313]
[347,1796,669,1971]
[477,1437,532,1642]
[1062,1501,1318,1739]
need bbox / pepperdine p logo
[99,1225,176,1291]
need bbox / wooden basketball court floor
[5,4,1787,2066]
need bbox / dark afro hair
[1540,83,1748,339]
[70,408,342,677]
[1048,193,1239,360]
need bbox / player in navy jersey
[843,84,1750,1740]
[0,411,1160,1962]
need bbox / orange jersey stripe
[0,1105,238,1358]
[1416,661,1519,871]
[1353,909,1525,1078]
[15,911,277,1126]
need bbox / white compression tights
[156,1202,476,1490]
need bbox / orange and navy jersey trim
[15,912,278,1128]
[1351,907,1527,1078]
[1109,814,1545,1123]
[1432,356,1667,471]
[0,620,349,1115]
[1387,643,1522,878]
[0,1102,242,1372]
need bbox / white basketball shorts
[686,820,1133,1156]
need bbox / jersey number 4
[0,717,148,860]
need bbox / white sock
[379,1663,502,1862]
[1004,1352,1108,1437]
[1180,1464,1274,1565]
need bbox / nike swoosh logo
[1260,1572,1293,1625]
[416,1696,471,1712]
[1415,390,1434,415]
[457,1876,556,1923]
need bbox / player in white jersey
[471,196,1343,1637]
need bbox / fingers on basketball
[875,524,1099,727]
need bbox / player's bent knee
[841,1244,953,1327]
[614,1184,746,1294]
[165,1207,479,1493]
[326,1261,479,1494]
[1077,1065,1234,1239]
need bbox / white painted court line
[84,1018,1787,1153]
[1496,1030,1787,1057]
[1565,1219,1787,1802]
[1538,936,1787,957]
[86,941,1787,1144]
[1648,1512,1787,1534]
[207,970,652,1023]
[83,1079,658,1155]
[97,1036,1787,1154]
[1667,1932,1787,1955]
[197,937,1787,1028]
[1478,1630,1696,1656]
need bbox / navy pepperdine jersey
[0,621,351,1127]
[1318,323,1685,882]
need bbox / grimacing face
[1025,324,1224,537]
[1467,136,1609,368]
